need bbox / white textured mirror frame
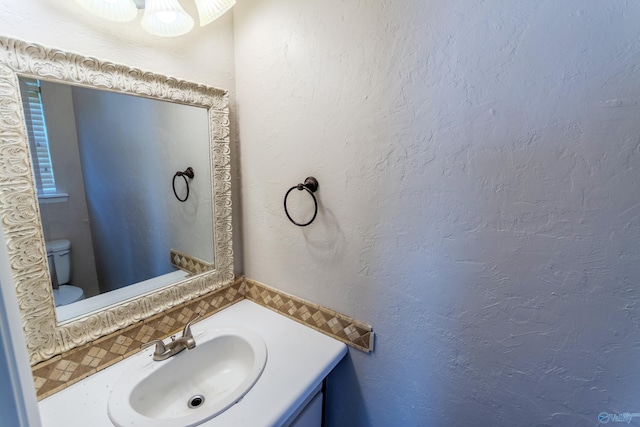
[0,36,233,365]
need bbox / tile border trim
[31,276,374,400]
[244,279,374,353]
[170,249,214,275]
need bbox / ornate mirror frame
[0,37,233,365]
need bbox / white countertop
[39,300,347,426]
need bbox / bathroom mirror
[19,78,215,322]
[0,37,233,365]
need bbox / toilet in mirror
[46,239,85,307]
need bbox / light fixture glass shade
[194,0,236,26]
[75,0,138,22]
[141,0,194,37]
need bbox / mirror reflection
[19,78,215,321]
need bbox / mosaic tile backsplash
[31,277,373,400]
[245,279,374,353]
[170,249,214,275]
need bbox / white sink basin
[108,326,267,427]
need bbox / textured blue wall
[235,1,640,425]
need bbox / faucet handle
[182,315,201,339]
[141,339,167,356]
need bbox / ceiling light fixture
[141,0,194,37]
[193,0,235,26]
[75,0,236,37]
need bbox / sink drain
[188,395,205,409]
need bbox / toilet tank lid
[45,239,70,254]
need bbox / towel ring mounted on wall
[173,167,195,202]
[284,177,319,227]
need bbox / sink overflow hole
[188,395,205,409]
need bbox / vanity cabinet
[286,385,324,427]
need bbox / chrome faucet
[141,315,200,361]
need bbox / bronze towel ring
[284,177,319,226]
[173,167,194,202]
